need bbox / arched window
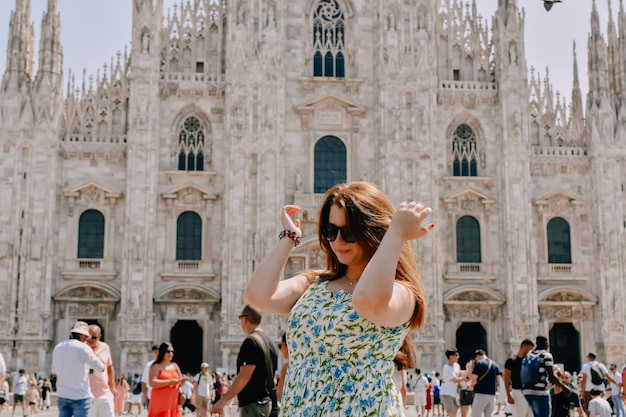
[177,116,205,171]
[547,217,571,263]
[176,211,202,260]
[456,216,481,263]
[312,0,345,78]
[78,210,105,259]
[452,124,478,176]
[314,136,346,193]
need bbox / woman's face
[327,205,367,269]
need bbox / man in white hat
[193,362,215,417]
[52,321,106,417]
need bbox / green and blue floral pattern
[281,279,410,416]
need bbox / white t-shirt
[581,361,609,391]
[589,397,613,417]
[0,353,6,375]
[440,362,461,397]
[51,338,106,400]
[195,372,213,398]
[610,372,622,396]
[413,374,429,394]
[141,360,155,399]
[13,374,29,395]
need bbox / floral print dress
[281,279,410,417]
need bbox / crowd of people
[4,181,626,417]
[0,322,231,417]
[426,337,626,417]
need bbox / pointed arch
[310,0,347,78]
[172,105,212,171]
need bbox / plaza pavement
[4,393,511,417]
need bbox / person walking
[147,343,184,417]
[11,369,28,417]
[608,364,624,417]
[244,182,433,416]
[522,336,571,417]
[469,349,502,417]
[141,346,159,412]
[550,370,585,417]
[580,353,616,415]
[51,321,106,417]
[113,375,129,417]
[413,369,430,417]
[503,339,534,417]
[87,324,118,417]
[440,348,464,417]
[192,363,214,417]
[211,305,278,417]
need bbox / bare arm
[212,365,255,413]
[353,202,432,327]
[148,364,182,389]
[107,361,117,397]
[276,363,288,401]
[503,368,515,404]
[400,369,408,407]
[244,205,312,315]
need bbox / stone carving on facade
[177,304,199,315]
[167,289,207,301]
[64,181,122,216]
[461,306,481,318]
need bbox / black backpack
[590,364,606,385]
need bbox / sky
[0,0,618,109]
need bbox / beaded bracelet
[279,230,301,247]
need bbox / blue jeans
[613,395,626,417]
[57,397,92,417]
[524,395,550,417]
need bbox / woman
[148,343,184,417]
[245,181,433,416]
[459,361,475,417]
[40,379,51,410]
[114,375,130,417]
[392,336,417,411]
[276,332,289,401]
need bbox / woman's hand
[280,205,302,236]
[388,201,433,241]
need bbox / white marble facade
[0,0,625,375]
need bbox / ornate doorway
[549,323,580,373]
[170,320,203,374]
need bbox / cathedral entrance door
[170,320,203,375]
[456,322,487,369]
[549,323,580,373]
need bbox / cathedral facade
[1,0,625,376]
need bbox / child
[25,381,40,416]
[588,389,612,417]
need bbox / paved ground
[1,405,493,417]
[1,395,509,417]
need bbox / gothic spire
[571,41,583,121]
[34,0,63,89]
[607,0,620,109]
[1,0,35,93]
[587,0,611,110]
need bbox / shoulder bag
[250,332,280,417]
[460,360,492,406]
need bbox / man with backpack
[580,352,617,415]
[522,336,571,417]
[504,339,535,417]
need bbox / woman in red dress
[148,343,184,417]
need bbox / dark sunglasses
[320,224,356,243]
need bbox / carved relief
[167,289,207,301]
[177,305,199,315]
[554,307,573,318]
[461,307,481,318]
